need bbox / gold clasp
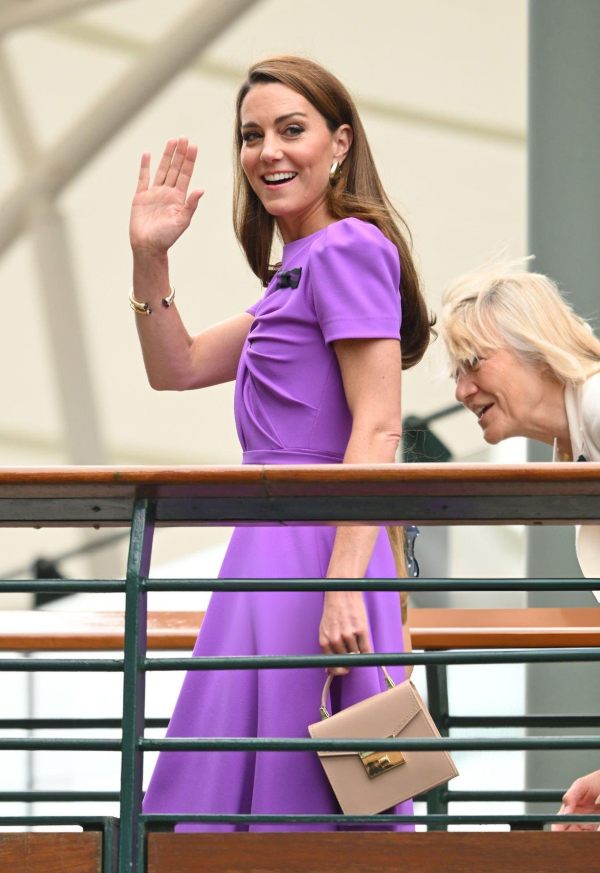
[359,747,406,779]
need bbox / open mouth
[262,172,298,187]
[476,403,493,422]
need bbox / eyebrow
[241,112,308,130]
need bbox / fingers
[149,137,198,191]
[165,138,189,187]
[136,152,151,194]
[355,629,372,655]
[174,142,198,195]
[153,138,178,186]
[551,803,570,831]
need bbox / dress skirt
[142,519,413,831]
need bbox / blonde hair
[440,265,600,384]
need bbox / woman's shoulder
[313,217,397,257]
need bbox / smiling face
[454,347,560,444]
[239,82,351,241]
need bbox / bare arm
[130,138,253,390]
[318,338,402,674]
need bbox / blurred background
[1,0,598,828]
[0,0,528,588]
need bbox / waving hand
[130,137,204,255]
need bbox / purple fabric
[143,218,411,831]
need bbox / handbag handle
[319,665,396,719]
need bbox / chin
[482,430,502,445]
[258,200,292,217]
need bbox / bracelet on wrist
[129,286,175,316]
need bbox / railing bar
[142,577,600,591]
[0,791,119,801]
[0,739,121,750]
[119,498,154,873]
[0,659,123,671]
[0,789,565,803]
[448,715,600,727]
[0,581,126,592]
[4,650,597,672]
[0,718,167,728]
[0,792,558,804]
[139,736,600,751]
[140,812,600,825]
[102,816,119,873]
[1,812,597,826]
[445,790,563,802]
[1,735,597,751]
[143,649,600,669]
[0,816,119,826]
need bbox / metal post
[118,499,154,873]
[527,0,600,808]
[425,663,450,829]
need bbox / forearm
[132,250,196,391]
[325,424,400,579]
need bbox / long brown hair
[233,55,434,369]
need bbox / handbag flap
[308,680,422,756]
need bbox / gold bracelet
[129,286,175,316]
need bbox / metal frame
[1,466,600,872]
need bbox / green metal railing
[1,465,600,873]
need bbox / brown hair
[233,55,434,370]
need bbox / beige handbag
[308,667,458,815]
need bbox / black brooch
[275,267,302,289]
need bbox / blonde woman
[440,266,600,581]
[440,266,600,831]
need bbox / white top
[553,372,600,600]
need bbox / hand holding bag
[308,667,458,815]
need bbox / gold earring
[329,160,343,185]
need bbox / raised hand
[130,137,204,256]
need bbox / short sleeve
[246,300,260,317]
[309,218,401,344]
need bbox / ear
[333,124,353,164]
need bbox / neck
[523,379,571,453]
[277,199,335,244]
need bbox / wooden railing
[1,464,600,873]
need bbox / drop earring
[329,160,343,185]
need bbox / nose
[455,371,477,405]
[260,134,283,163]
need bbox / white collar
[553,382,587,462]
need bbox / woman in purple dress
[130,56,433,831]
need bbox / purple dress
[143,217,412,831]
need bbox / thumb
[185,188,204,217]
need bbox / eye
[283,124,304,137]
[241,130,261,143]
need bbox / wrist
[131,244,170,264]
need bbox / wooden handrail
[1,462,599,493]
[2,608,599,652]
[0,462,599,526]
